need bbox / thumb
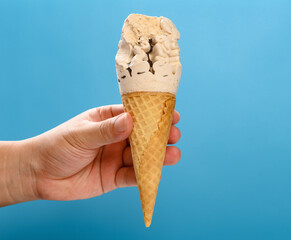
[80,112,133,149]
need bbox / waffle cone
[121,91,176,227]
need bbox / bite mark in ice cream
[116,14,182,95]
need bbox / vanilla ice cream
[115,14,182,95]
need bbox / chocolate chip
[137,71,145,74]
[147,58,153,68]
[148,39,153,54]
[149,38,152,44]
[126,67,132,77]
[146,39,154,71]
[121,75,126,79]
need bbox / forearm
[0,140,39,207]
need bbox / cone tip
[144,212,152,228]
[145,220,151,228]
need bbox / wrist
[0,139,40,207]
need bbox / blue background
[1,0,291,239]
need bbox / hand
[29,105,181,201]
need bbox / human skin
[0,105,181,207]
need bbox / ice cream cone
[115,14,181,227]
[122,91,176,227]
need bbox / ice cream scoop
[115,13,182,227]
[116,14,181,95]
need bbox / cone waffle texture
[121,91,176,227]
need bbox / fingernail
[114,113,128,132]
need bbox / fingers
[122,146,132,166]
[79,112,133,149]
[83,105,180,124]
[115,167,137,188]
[76,106,179,149]
[117,146,181,189]
[168,125,181,144]
[85,105,124,122]
[116,146,181,189]
[163,146,182,165]
[123,145,181,167]
[172,110,180,125]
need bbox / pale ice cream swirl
[116,14,182,95]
